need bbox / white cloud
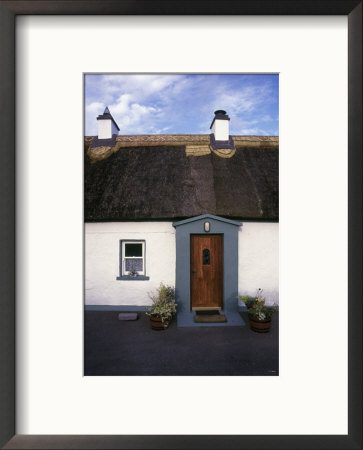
[100,74,185,104]
[85,102,105,136]
[85,74,193,134]
[86,101,104,113]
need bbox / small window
[116,240,150,280]
[123,241,145,276]
[203,248,210,265]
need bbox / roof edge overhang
[84,216,279,224]
[173,214,242,228]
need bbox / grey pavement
[84,311,279,376]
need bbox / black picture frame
[0,1,361,449]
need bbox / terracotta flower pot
[248,315,272,333]
[149,315,170,330]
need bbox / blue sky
[85,74,278,136]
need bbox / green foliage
[248,299,278,321]
[238,288,278,321]
[146,283,177,322]
[237,295,257,309]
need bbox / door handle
[191,270,196,274]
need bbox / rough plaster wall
[85,222,176,306]
[85,221,278,307]
[238,222,279,305]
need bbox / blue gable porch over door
[173,215,243,326]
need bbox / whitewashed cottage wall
[238,222,279,305]
[85,221,279,307]
[85,222,176,306]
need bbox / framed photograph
[83,73,279,376]
[0,1,361,449]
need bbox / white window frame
[122,240,145,276]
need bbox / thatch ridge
[86,134,278,162]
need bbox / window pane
[125,243,142,257]
[125,258,143,272]
[203,248,210,265]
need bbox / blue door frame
[173,214,242,314]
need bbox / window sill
[116,275,150,281]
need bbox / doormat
[194,314,227,323]
[195,310,221,315]
[177,311,245,327]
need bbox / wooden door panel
[191,235,223,309]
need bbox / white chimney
[97,106,120,139]
[210,110,230,141]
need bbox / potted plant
[238,289,278,333]
[127,268,139,278]
[146,283,177,330]
[237,294,258,310]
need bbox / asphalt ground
[84,311,279,376]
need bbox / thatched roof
[84,135,279,221]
